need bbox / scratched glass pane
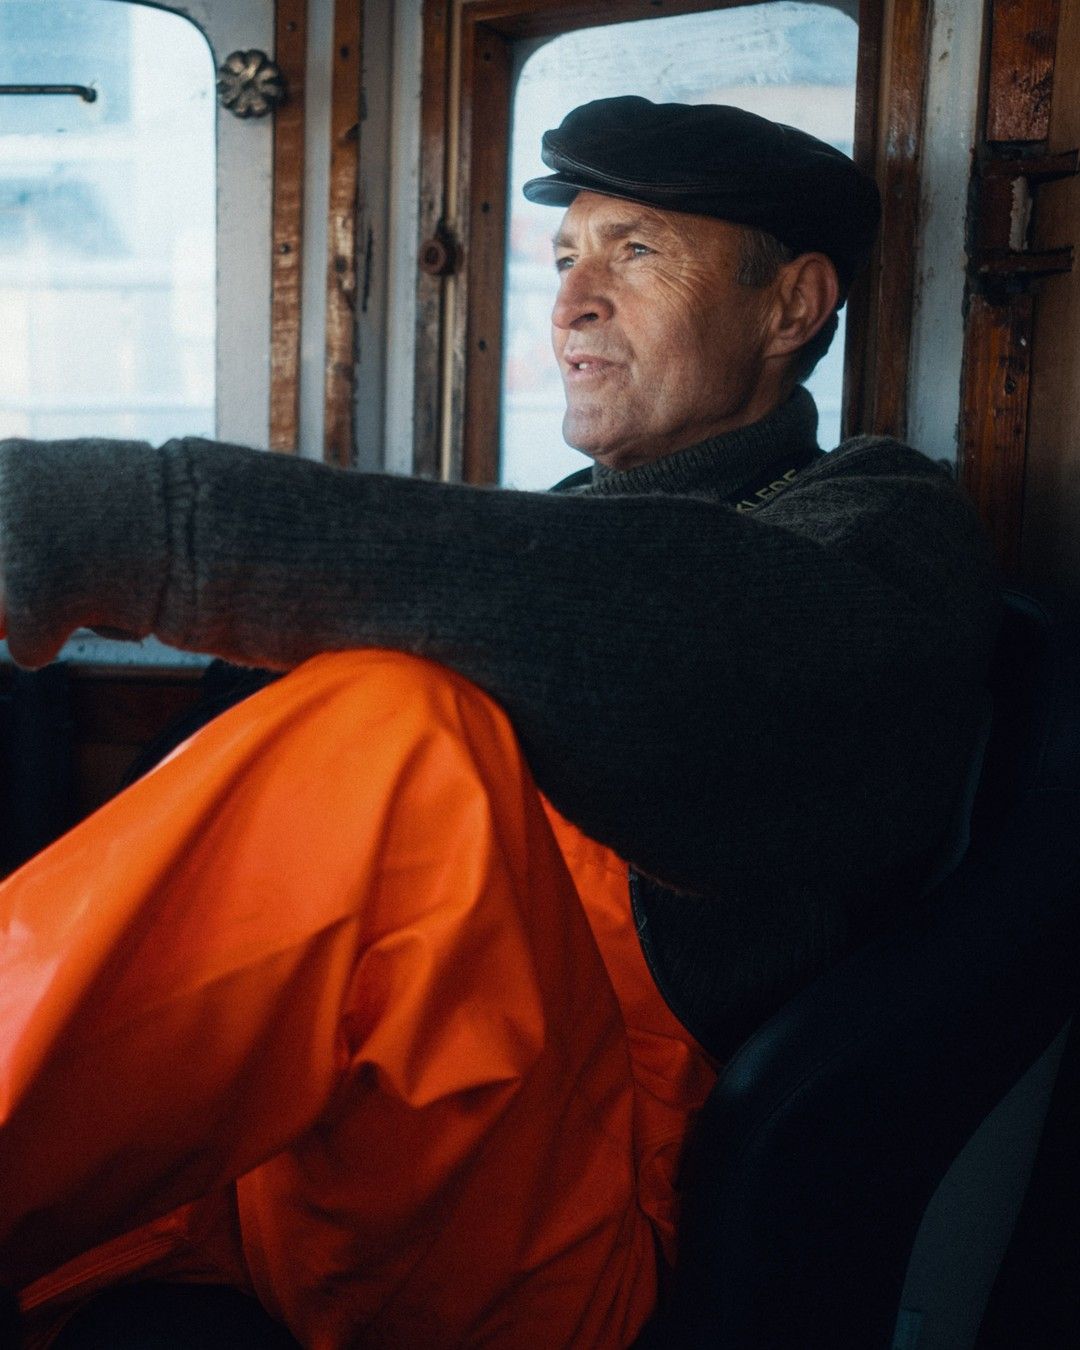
[501,2,858,489]
[0,0,214,443]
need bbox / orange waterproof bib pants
[0,652,716,1348]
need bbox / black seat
[49,1281,299,1349]
[21,592,1080,1348]
[640,588,1080,1348]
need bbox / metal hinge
[970,148,1080,295]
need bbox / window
[0,0,277,668]
[0,0,216,444]
[417,0,900,491]
[500,3,859,488]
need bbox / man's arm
[0,435,1000,897]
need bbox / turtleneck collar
[578,386,820,499]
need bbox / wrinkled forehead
[553,190,747,256]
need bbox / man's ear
[763,253,840,361]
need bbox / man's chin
[566,443,646,473]
[562,415,624,466]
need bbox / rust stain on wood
[986,0,1062,143]
[269,0,307,453]
[323,0,362,468]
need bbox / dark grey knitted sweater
[0,389,1000,1057]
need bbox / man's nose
[551,261,614,330]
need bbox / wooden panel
[960,291,1034,573]
[414,0,452,480]
[959,0,1069,572]
[269,0,307,453]
[69,674,203,820]
[323,0,363,468]
[986,0,1062,144]
[841,0,886,439]
[465,0,764,40]
[852,0,884,169]
[460,22,513,485]
[1021,0,1080,590]
[861,0,930,439]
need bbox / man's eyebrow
[552,216,662,252]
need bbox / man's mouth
[564,355,617,379]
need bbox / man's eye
[555,255,574,272]
[629,242,653,257]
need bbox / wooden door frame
[957,0,1068,571]
[270,0,308,452]
[413,0,934,485]
[268,0,363,463]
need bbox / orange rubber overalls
[0,651,717,1348]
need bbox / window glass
[501,2,858,489]
[0,0,215,444]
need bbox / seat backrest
[640,589,1080,1349]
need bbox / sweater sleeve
[0,435,1000,896]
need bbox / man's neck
[581,387,820,500]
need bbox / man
[0,99,999,1346]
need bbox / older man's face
[551,192,779,470]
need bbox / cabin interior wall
[1022,0,1080,592]
[354,0,389,470]
[16,0,1072,824]
[297,0,335,460]
[905,0,987,466]
[354,0,422,475]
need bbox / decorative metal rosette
[216,50,287,118]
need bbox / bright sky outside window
[0,0,215,444]
[500,2,858,489]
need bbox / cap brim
[521,172,588,206]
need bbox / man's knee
[281,648,521,775]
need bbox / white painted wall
[906,0,987,465]
[297,0,334,459]
[163,0,338,463]
[164,0,276,451]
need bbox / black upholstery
[50,1281,300,1349]
[639,589,1080,1348]
[0,664,75,876]
[22,593,1080,1348]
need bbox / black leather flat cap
[523,96,880,292]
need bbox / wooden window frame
[270,0,308,452]
[414,0,931,486]
[269,0,362,462]
[957,0,1066,573]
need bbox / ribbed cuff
[0,438,169,667]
